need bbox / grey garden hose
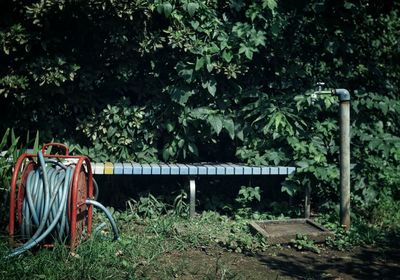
[85,199,119,241]
[7,151,119,258]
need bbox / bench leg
[189,178,196,218]
[305,185,311,219]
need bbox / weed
[234,186,264,219]
[0,129,41,226]
[372,189,400,231]
[316,211,396,251]
[290,234,320,254]
[125,190,189,220]
[172,189,189,217]
[146,216,176,238]
[136,193,166,219]
[235,186,262,206]
[204,256,239,280]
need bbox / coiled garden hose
[7,151,119,258]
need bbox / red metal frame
[9,143,93,249]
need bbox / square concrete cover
[249,219,333,244]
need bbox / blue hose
[7,151,119,258]
[85,199,120,241]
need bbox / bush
[77,98,158,162]
[1,0,399,216]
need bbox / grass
[0,210,268,280]
[1,191,399,279]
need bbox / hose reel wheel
[9,143,94,251]
[73,167,91,247]
[8,143,118,258]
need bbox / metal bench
[91,162,297,217]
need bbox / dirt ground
[144,245,400,279]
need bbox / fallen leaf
[69,252,80,259]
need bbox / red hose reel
[9,143,94,249]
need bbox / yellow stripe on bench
[104,162,114,174]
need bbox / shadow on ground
[259,245,400,279]
[142,243,400,280]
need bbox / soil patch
[142,245,400,279]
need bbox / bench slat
[261,166,270,175]
[123,162,133,174]
[141,163,151,175]
[252,166,261,175]
[104,162,113,174]
[168,164,180,175]
[270,167,279,175]
[114,163,123,174]
[132,163,142,175]
[228,164,243,175]
[213,164,224,175]
[220,164,233,175]
[204,165,217,175]
[150,164,161,175]
[187,165,198,175]
[93,163,104,175]
[243,166,252,175]
[197,165,207,175]
[288,167,296,174]
[175,164,189,175]
[161,164,170,175]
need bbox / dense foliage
[1,0,399,215]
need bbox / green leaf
[187,142,198,156]
[166,122,175,132]
[0,128,10,150]
[208,115,223,135]
[163,2,173,17]
[11,128,16,145]
[156,4,163,14]
[236,129,244,141]
[187,2,199,17]
[244,48,253,60]
[223,119,235,139]
[170,87,195,105]
[222,50,233,63]
[178,139,184,148]
[107,126,117,138]
[271,21,280,36]
[33,131,40,153]
[176,63,194,83]
[191,21,199,29]
[195,57,204,71]
[344,1,355,9]
[207,80,216,96]
[263,0,277,10]
[238,44,247,54]
[162,147,170,161]
[252,31,266,46]
[281,182,297,196]
[122,260,129,267]
[209,43,220,54]
[296,161,309,169]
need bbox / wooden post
[305,185,311,219]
